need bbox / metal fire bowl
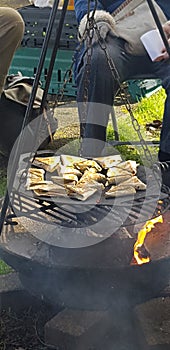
[1,151,169,309]
[1,151,170,309]
[0,229,170,310]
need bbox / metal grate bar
[9,189,170,231]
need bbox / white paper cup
[140,29,165,61]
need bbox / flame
[133,215,163,265]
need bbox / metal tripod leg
[0,0,69,234]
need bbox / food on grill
[74,159,102,172]
[60,154,86,166]
[105,185,136,198]
[105,174,146,198]
[25,168,45,190]
[117,176,147,190]
[107,167,129,178]
[31,183,69,197]
[62,174,79,183]
[106,160,138,184]
[67,181,104,201]
[51,176,77,186]
[27,181,53,190]
[106,173,132,185]
[56,164,82,177]
[116,160,138,175]
[107,160,138,178]
[33,156,60,172]
[94,155,122,169]
[25,155,146,201]
[79,170,106,184]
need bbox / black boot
[158,150,170,162]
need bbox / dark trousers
[76,35,170,157]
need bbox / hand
[154,38,170,61]
[162,21,170,37]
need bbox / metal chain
[77,2,98,150]
[80,22,95,139]
[55,60,75,105]
[49,2,161,186]
[96,34,155,165]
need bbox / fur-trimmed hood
[78,10,116,39]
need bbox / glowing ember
[133,215,163,265]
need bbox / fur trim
[78,10,116,39]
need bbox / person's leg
[76,30,170,159]
[0,8,24,96]
[145,59,170,162]
[76,36,132,157]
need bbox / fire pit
[0,152,170,310]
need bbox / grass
[0,170,7,197]
[0,260,12,275]
[130,88,165,123]
[107,87,165,164]
[0,163,12,274]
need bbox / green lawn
[107,87,165,164]
[0,259,12,274]
[0,168,13,274]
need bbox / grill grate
[10,188,170,230]
[7,155,170,232]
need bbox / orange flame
[133,215,163,265]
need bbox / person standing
[0,7,25,96]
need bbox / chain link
[97,34,155,164]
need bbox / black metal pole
[146,0,170,57]
[0,0,68,234]
[40,0,69,110]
